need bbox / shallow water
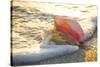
[11,1,97,59]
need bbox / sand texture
[11,1,97,66]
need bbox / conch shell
[50,16,85,45]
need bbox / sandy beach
[38,32,97,65]
[11,1,97,66]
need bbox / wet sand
[11,1,97,66]
[38,32,97,65]
[13,32,97,66]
